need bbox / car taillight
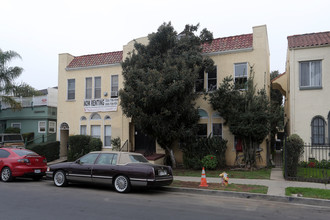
[18,159,30,163]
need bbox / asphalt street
[0,179,329,220]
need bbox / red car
[0,148,47,182]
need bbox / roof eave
[202,47,253,56]
[66,62,121,71]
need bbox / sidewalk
[174,168,329,196]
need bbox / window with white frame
[90,113,101,120]
[38,121,46,133]
[300,60,322,89]
[11,123,21,129]
[85,77,92,99]
[67,79,75,100]
[207,66,217,91]
[234,63,248,89]
[94,77,101,99]
[111,75,119,98]
[311,116,325,145]
[104,125,111,147]
[91,125,101,139]
[80,125,87,135]
[195,69,204,92]
[49,121,56,133]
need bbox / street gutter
[162,186,330,208]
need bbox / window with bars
[311,116,325,145]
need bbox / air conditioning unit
[111,91,118,97]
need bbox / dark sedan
[46,151,173,193]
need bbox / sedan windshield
[129,155,149,163]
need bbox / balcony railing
[0,95,55,110]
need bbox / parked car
[0,148,47,182]
[0,133,25,148]
[46,151,173,193]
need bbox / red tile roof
[202,34,253,53]
[67,51,123,69]
[66,33,253,69]
[288,31,330,49]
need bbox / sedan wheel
[114,175,131,193]
[54,170,68,187]
[1,167,13,182]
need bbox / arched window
[104,115,111,120]
[311,116,325,145]
[80,116,87,121]
[198,109,208,119]
[90,113,101,120]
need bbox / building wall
[58,25,270,166]
[189,25,270,166]
[57,54,130,149]
[288,46,330,144]
[0,106,57,143]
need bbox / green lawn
[173,168,271,179]
[171,180,268,194]
[286,187,330,200]
[297,167,330,180]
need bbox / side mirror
[75,159,81,164]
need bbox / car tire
[114,175,131,193]
[54,170,68,187]
[1,167,13,182]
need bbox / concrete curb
[163,186,330,208]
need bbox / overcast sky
[1,0,329,90]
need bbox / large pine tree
[120,22,214,167]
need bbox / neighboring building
[272,31,330,150]
[0,87,58,144]
[58,25,270,166]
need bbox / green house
[0,88,57,145]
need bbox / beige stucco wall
[57,25,270,166]
[57,53,130,150]
[287,46,330,144]
[185,25,270,166]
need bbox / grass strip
[171,180,268,194]
[173,168,271,179]
[285,187,330,200]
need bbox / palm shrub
[285,134,304,177]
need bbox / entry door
[134,128,156,155]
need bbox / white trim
[38,121,46,133]
[11,123,21,129]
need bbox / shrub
[285,134,304,177]
[22,132,34,145]
[67,135,102,161]
[5,127,20,134]
[181,135,227,169]
[201,155,217,170]
[27,141,60,162]
[111,137,121,151]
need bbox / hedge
[67,135,102,161]
[27,141,60,162]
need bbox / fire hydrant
[219,172,229,186]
